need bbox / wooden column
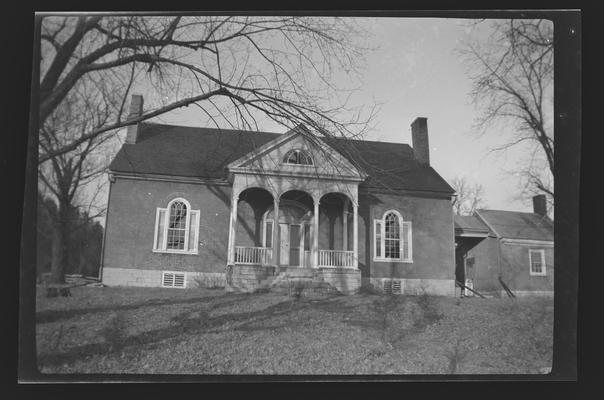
[353,201,359,269]
[313,199,320,268]
[271,198,280,266]
[227,192,239,265]
[342,198,349,251]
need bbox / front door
[279,223,304,266]
[289,224,301,267]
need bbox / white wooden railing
[234,246,273,265]
[318,249,355,268]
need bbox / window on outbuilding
[529,249,546,276]
[153,198,200,254]
[283,149,313,165]
[374,210,412,262]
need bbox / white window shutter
[188,210,200,253]
[374,220,383,258]
[154,208,167,250]
[402,221,412,262]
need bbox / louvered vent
[174,273,185,288]
[383,279,402,295]
[162,271,186,288]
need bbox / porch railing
[318,249,355,268]
[234,246,273,265]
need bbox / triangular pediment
[227,126,366,181]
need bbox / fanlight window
[283,149,313,165]
[153,198,200,254]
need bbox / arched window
[384,212,401,259]
[283,149,313,165]
[167,200,187,249]
[374,210,412,262]
[153,198,200,254]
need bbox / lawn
[35,286,553,375]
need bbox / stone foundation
[225,264,276,293]
[102,267,225,289]
[363,278,456,296]
[315,268,361,295]
[505,290,554,298]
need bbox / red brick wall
[500,243,554,292]
[464,237,554,293]
[103,177,455,283]
[465,236,501,292]
[102,177,233,274]
[363,191,455,280]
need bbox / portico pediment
[227,126,366,182]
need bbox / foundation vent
[383,279,402,295]
[162,271,186,288]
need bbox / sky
[113,17,545,216]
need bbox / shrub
[288,280,308,301]
[413,290,444,329]
[359,282,383,296]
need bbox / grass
[35,286,553,375]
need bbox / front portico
[224,127,364,292]
[227,176,360,269]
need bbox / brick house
[454,195,554,297]
[100,95,456,295]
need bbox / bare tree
[38,15,376,164]
[450,176,487,216]
[459,19,553,203]
[36,15,379,283]
[38,88,117,283]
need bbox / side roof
[454,215,490,236]
[475,209,554,241]
[109,122,455,194]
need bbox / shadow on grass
[36,292,242,324]
[38,292,428,370]
[38,293,349,368]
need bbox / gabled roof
[475,209,554,241]
[109,122,455,194]
[226,124,366,181]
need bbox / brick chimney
[533,194,547,216]
[125,94,144,144]
[411,117,430,165]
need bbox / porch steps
[225,265,361,295]
[262,269,340,296]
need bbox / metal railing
[234,246,273,265]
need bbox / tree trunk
[78,244,86,275]
[49,205,70,284]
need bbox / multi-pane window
[153,198,200,254]
[529,249,546,276]
[374,210,412,262]
[283,149,313,165]
[384,212,401,259]
[167,201,187,249]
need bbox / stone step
[277,267,316,277]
